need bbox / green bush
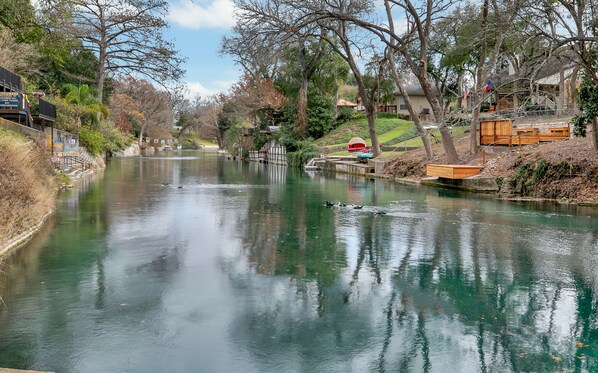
[307,91,336,139]
[253,130,270,151]
[287,140,320,167]
[100,122,132,152]
[78,126,105,155]
[55,172,71,185]
[377,112,398,119]
[223,126,243,153]
[532,159,549,182]
[336,106,355,123]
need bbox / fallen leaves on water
[550,354,562,362]
[576,342,589,348]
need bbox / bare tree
[527,0,598,149]
[0,28,37,74]
[220,22,283,81]
[177,95,224,146]
[117,77,173,145]
[301,0,461,162]
[41,0,185,102]
[316,14,383,156]
[387,48,433,160]
[463,0,523,155]
[227,0,326,137]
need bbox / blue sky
[165,0,240,97]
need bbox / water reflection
[0,151,597,372]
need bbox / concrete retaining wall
[0,117,48,146]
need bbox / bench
[426,164,484,179]
[540,126,570,141]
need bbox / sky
[165,0,240,98]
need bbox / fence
[249,141,288,166]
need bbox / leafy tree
[62,83,108,127]
[306,90,335,139]
[572,73,598,149]
[0,0,42,43]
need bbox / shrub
[100,121,133,152]
[223,126,243,153]
[252,130,270,151]
[307,91,336,139]
[287,140,319,167]
[78,126,105,155]
[336,106,355,123]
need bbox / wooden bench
[426,164,484,179]
[540,126,570,141]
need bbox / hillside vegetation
[0,130,56,251]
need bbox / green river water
[1,151,598,372]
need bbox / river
[1,151,598,372]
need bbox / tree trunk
[138,123,146,146]
[470,72,485,155]
[570,67,580,112]
[592,117,598,151]
[363,95,380,157]
[557,57,565,116]
[417,71,460,163]
[297,73,309,138]
[296,46,309,138]
[470,94,481,154]
[387,53,432,159]
[350,64,380,157]
[96,48,107,103]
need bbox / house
[481,52,580,116]
[1,65,57,149]
[390,84,437,121]
[336,99,358,108]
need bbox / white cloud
[185,81,214,97]
[184,79,236,98]
[168,0,236,29]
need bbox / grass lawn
[316,117,413,147]
[196,138,218,146]
[325,125,469,158]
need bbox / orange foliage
[109,93,145,133]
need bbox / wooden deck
[480,119,570,146]
[426,164,484,179]
[539,126,570,142]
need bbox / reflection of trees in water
[0,174,112,371]
[231,174,598,371]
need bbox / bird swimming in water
[353,205,364,210]
[178,186,184,189]
[375,211,387,215]
[325,201,335,208]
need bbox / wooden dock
[0,369,54,373]
[426,164,484,179]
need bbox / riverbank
[0,129,103,259]
[381,133,598,204]
[0,130,55,258]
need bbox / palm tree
[63,83,108,127]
